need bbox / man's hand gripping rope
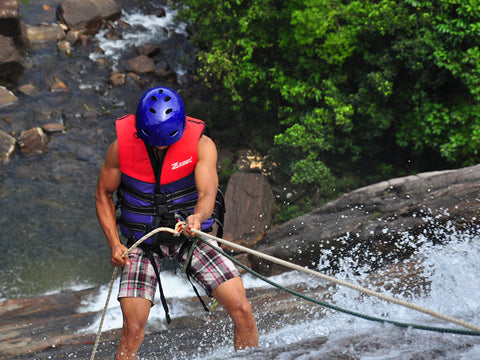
[91,221,187,360]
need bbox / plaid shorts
[118,236,240,303]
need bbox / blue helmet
[135,87,186,146]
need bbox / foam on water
[78,270,200,333]
[190,227,480,359]
[89,7,187,72]
[79,230,480,358]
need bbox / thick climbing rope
[90,225,183,360]
[195,232,480,336]
[91,224,480,359]
[190,228,480,335]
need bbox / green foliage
[178,0,480,218]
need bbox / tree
[178,0,480,209]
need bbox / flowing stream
[77,228,480,360]
[1,2,479,359]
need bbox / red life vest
[115,114,214,245]
[116,113,206,185]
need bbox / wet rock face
[250,165,480,276]
[223,172,276,249]
[0,0,27,84]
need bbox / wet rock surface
[251,165,480,276]
[2,164,480,359]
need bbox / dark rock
[223,172,276,249]
[0,0,21,37]
[0,36,25,84]
[17,127,47,155]
[0,287,102,358]
[146,7,166,18]
[136,44,160,56]
[56,0,122,34]
[250,164,480,276]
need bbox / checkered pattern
[118,237,240,302]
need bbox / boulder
[0,85,18,108]
[0,128,16,163]
[223,172,276,249]
[122,55,156,74]
[0,288,101,358]
[137,44,161,57]
[25,23,66,42]
[0,36,25,83]
[17,127,47,155]
[0,0,21,37]
[56,0,121,34]
[49,76,68,92]
[42,123,66,134]
[250,164,480,276]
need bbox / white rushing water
[78,230,480,359]
[89,7,189,76]
[72,6,480,360]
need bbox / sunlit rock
[0,86,18,108]
[108,70,125,87]
[17,127,47,155]
[18,83,37,96]
[0,128,16,164]
[122,55,156,74]
[49,76,68,92]
[56,0,121,34]
[223,172,276,250]
[42,123,66,134]
[25,23,65,42]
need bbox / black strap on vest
[182,237,209,313]
[127,236,209,323]
[145,144,167,242]
[118,130,223,321]
[143,247,171,324]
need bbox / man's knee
[123,317,147,337]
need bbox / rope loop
[174,221,186,235]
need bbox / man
[95,87,258,359]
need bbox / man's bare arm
[184,134,219,236]
[95,140,129,266]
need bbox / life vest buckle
[153,193,167,204]
[155,204,169,216]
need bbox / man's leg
[116,297,151,360]
[211,276,259,350]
